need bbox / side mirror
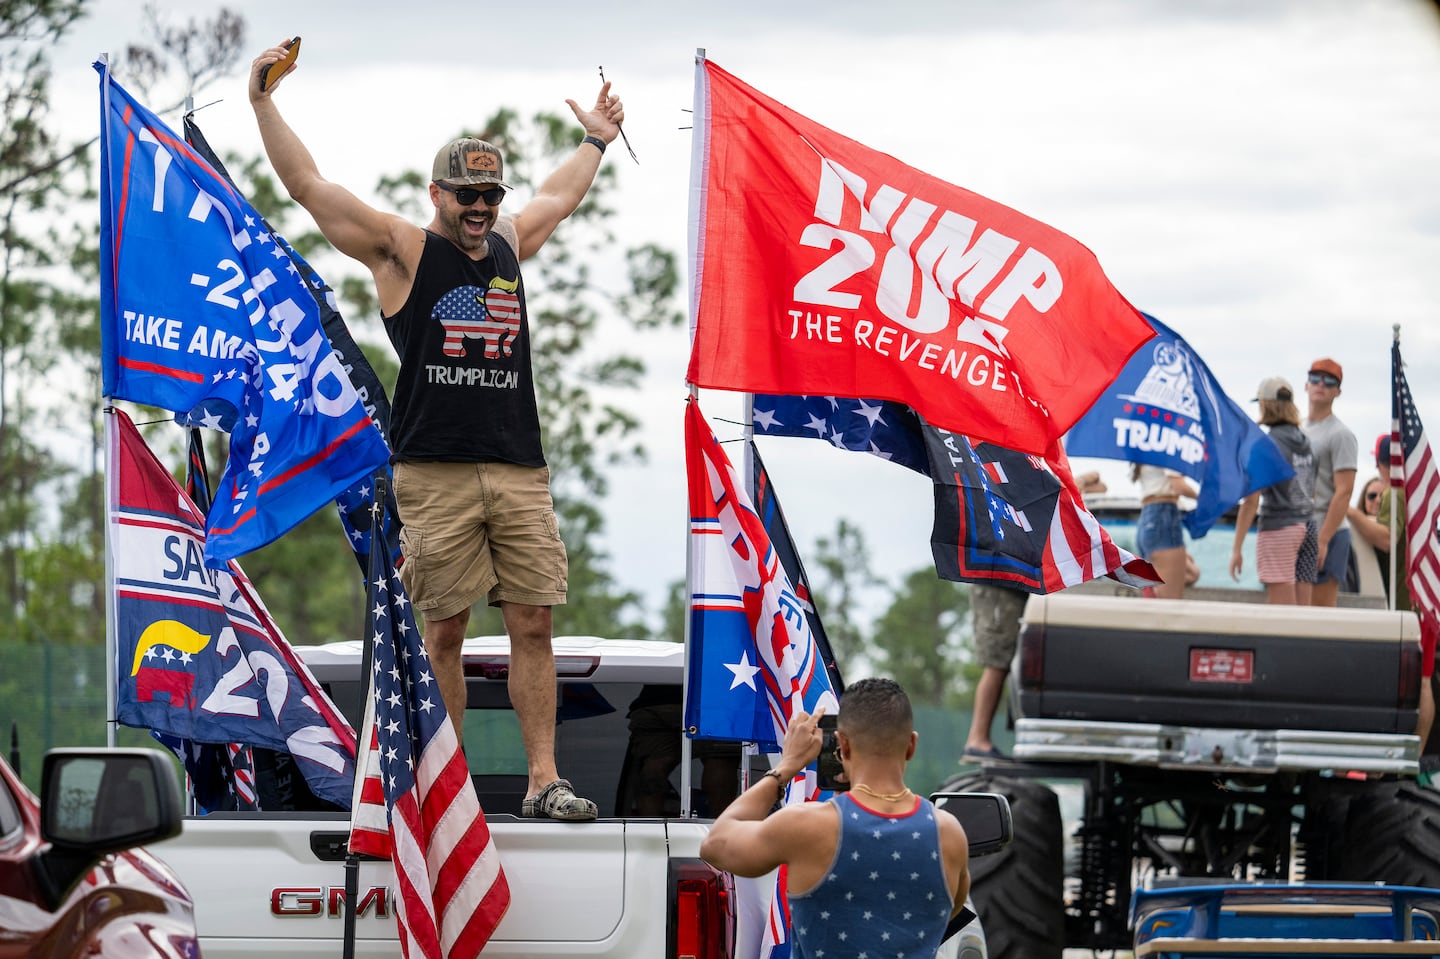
[35,749,184,909]
[929,791,1013,857]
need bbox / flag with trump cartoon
[1064,313,1293,538]
[107,408,357,808]
[97,61,389,569]
[685,57,1155,457]
[685,399,841,746]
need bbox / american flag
[752,395,930,476]
[1393,340,1439,671]
[348,543,510,958]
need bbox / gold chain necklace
[852,783,913,803]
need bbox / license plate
[1189,648,1254,683]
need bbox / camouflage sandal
[521,778,597,821]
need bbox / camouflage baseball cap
[431,137,511,188]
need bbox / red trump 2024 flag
[686,58,1154,457]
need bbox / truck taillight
[1398,640,1422,711]
[669,859,733,959]
[1019,623,1044,687]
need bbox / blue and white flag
[97,61,390,568]
[1064,314,1293,538]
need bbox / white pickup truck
[150,635,994,959]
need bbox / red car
[0,747,199,958]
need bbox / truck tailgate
[1016,594,1421,733]
[152,813,658,958]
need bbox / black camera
[815,714,849,791]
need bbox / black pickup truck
[944,505,1439,959]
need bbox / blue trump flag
[97,61,389,568]
[182,114,403,580]
[1064,314,1293,538]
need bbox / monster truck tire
[939,773,1064,959]
[1334,778,1440,886]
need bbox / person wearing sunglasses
[249,42,625,821]
[1300,358,1358,607]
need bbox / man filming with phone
[700,678,970,958]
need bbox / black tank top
[381,228,544,466]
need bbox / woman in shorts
[1229,376,1318,604]
[1132,462,1199,599]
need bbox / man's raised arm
[512,81,625,261]
[247,42,413,277]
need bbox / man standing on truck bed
[248,42,625,820]
[1302,357,1358,607]
[699,679,971,959]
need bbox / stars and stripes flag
[1393,339,1439,674]
[347,533,509,959]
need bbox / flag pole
[342,471,385,959]
[100,53,118,750]
[103,406,119,748]
[678,45,709,820]
[1390,324,1401,612]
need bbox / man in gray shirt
[1302,357,1358,607]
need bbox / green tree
[869,569,976,709]
[0,0,94,644]
[811,518,882,675]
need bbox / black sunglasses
[435,181,506,206]
[1366,490,1381,501]
[1307,371,1340,388]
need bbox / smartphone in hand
[260,37,301,92]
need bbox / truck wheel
[938,773,1065,959]
[1336,779,1440,886]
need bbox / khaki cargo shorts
[971,582,1028,671]
[393,461,568,620]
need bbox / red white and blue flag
[348,534,509,959]
[107,408,356,807]
[1393,340,1439,673]
[685,399,841,746]
[926,431,1158,592]
[752,394,1158,592]
[687,58,1154,457]
[97,61,389,568]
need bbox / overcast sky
[53,0,1440,628]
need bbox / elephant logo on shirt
[433,276,522,359]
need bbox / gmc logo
[271,886,392,918]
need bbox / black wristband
[581,135,607,155]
